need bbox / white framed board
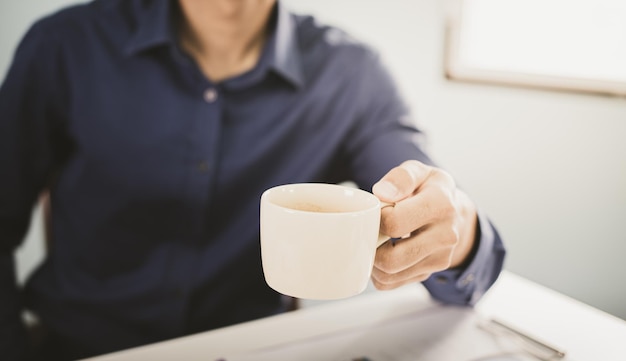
[445,0,626,96]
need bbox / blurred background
[3,0,625,320]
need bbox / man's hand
[371,160,478,290]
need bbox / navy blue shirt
[0,0,505,359]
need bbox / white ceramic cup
[260,183,390,300]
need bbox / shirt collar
[268,2,304,88]
[124,0,304,88]
[124,0,174,55]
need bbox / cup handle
[376,201,394,248]
[376,233,390,248]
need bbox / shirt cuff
[422,208,506,306]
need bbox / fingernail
[373,180,398,199]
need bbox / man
[0,0,506,359]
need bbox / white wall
[4,0,626,320]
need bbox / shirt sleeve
[342,48,506,306]
[0,19,68,360]
[422,209,506,305]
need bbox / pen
[489,318,566,358]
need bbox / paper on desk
[218,306,536,361]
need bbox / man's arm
[0,19,67,359]
[342,50,505,305]
[0,254,28,360]
[372,161,505,305]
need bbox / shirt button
[460,273,475,286]
[197,161,210,172]
[204,88,218,103]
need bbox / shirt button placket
[196,87,219,174]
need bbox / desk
[86,271,626,361]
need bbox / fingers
[372,160,431,202]
[375,221,459,274]
[371,272,431,290]
[379,169,457,238]
[371,250,453,290]
[371,222,458,290]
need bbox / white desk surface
[86,271,626,361]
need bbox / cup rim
[261,183,381,215]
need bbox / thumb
[372,160,431,202]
